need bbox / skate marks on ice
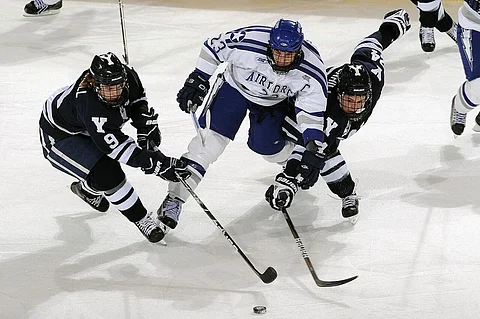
[0,211,271,317]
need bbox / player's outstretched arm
[379,9,411,47]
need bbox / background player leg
[24,0,62,16]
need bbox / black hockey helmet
[89,52,128,107]
[267,19,304,74]
[337,63,372,121]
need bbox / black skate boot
[70,181,109,212]
[157,195,183,234]
[450,96,467,137]
[24,0,62,17]
[134,212,165,243]
[419,26,435,52]
[341,193,359,225]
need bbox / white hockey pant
[168,130,296,202]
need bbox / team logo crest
[256,57,268,64]
[229,31,246,43]
[99,52,116,66]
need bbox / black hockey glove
[131,108,161,151]
[306,140,327,158]
[380,9,411,41]
[293,140,327,190]
[296,150,325,190]
[265,172,299,210]
[177,72,210,113]
[143,153,191,182]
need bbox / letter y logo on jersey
[91,117,108,133]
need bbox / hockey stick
[176,173,277,284]
[118,0,129,65]
[281,207,357,287]
[190,73,224,146]
[190,111,206,146]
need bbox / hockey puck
[253,306,267,314]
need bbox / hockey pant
[39,130,149,222]
[166,129,295,203]
[167,81,295,202]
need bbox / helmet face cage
[96,83,126,106]
[267,19,304,74]
[89,52,128,107]
[337,64,372,121]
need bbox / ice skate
[24,0,62,17]
[342,193,359,225]
[134,212,165,243]
[157,195,183,235]
[419,26,435,52]
[450,96,466,137]
[70,181,109,212]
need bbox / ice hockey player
[24,0,62,16]
[410,0,458,52]
[39,52,190,243]
[450,0,480,136]
[157,19,328,236]
[265,9,412,224]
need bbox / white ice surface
[2,1,479,318]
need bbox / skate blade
[158,239,167,246]
[23,10,61,17]
[348,215,358,225]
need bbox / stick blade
[259,267,278,284]
[315,275,358,287]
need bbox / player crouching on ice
[39,52,190,243]
[265,9,411,224]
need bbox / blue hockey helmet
[270,19,304,52]
[267,19,304,74]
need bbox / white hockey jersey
[459,1,480,31]
[194,25,328,144]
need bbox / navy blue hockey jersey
[323,31,386,155]
[39,66,158,169]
